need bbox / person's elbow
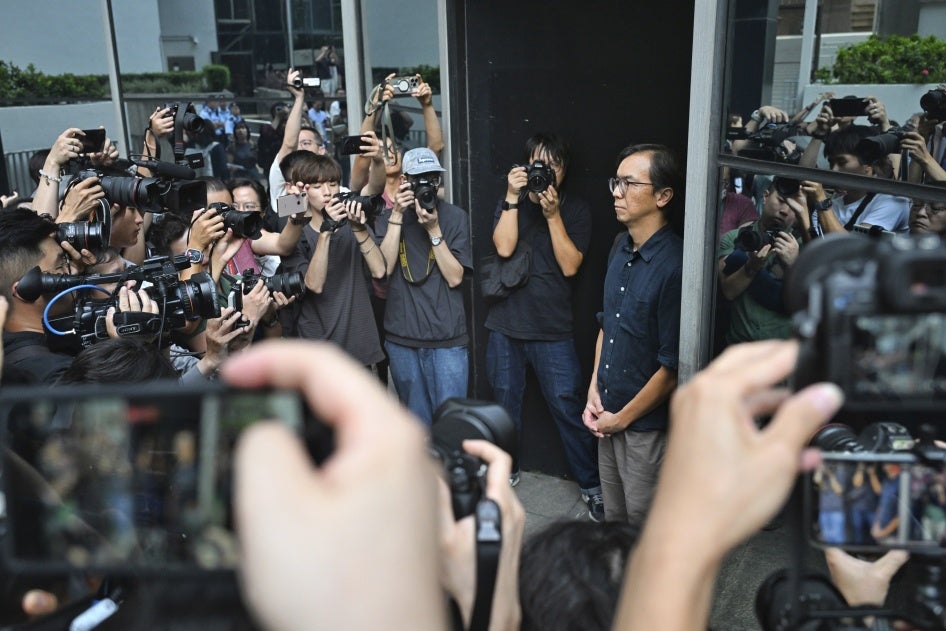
[371,265,386,280]
[304,276,324,294]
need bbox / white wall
[157,0,219,70]
[919,2,946,37]
[0,103,118,154]
[362,0,440,71]
[0,0,162,75]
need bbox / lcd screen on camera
[849,314,946,398]
[810,454,946,552]
[1,386,302,573]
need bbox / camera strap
[843,193,876,231]
[469,498,502,631]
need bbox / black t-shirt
[374,202,473,348]
[1,331,72,385]
[485,194,592,341]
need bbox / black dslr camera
[856,123,916,163]
[429,399,516,520]
[788,233,946,423]
[70,165,207,216]
[334,191,386,219]
[208,202,263,239]
[521,161,555,194]
[728,123,803,164]
[234,269,306,299]
[17,254,219,351]
[408,178,439,211]
[734,225,780,252]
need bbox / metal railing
[4,148,39,196]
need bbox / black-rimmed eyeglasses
[608,177,655,196]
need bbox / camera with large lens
[67,160,207,215]
[787,233,946,422]
[238,270,306,299]
[522,160,554,194]
[734,225,779,252]
[18,254,219,351]
[729,123,803,163]
[856,123,916,163]
[56,217,108,252]
[334,191,387,219]
[163,102,207,135]
[921,89,946,121]
[429,399,516,520]
[209,202,263,239]
[407,178,439,211]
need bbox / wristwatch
[430,235,443,247]
[185,248,205,265]
[501,200,518,211]
[814,198,834,212]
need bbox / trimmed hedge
[818,34,946,84]
[0,61,229,104]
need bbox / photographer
[375,148,471,424]
[804,124,910,233]
[31,127,119,220]
[717,177,805,345]
[904,87,946,184]
[484,133,599,515]
[909,198,946,235]
[277,153,387,367]
[0,209,76,385]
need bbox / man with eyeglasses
[374,148,472,424]
[718,177,805,346]
[0,208,78,384]
[582,144,683,527]
[909,199,946,235]
[486,132,602,521]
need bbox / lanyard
[398,238,435,284]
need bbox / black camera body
[334,191,386,219]
[238,270,306,299]
[209,202,263,239]
[921,89,946,122]
[738,123,803,164]
[734,225,779,252]
[856,123,916,163]
[520,160,555,194]
[788,233,946,423]
[408,179,439,211]
[163,102,207,135]
[430,399,516,520]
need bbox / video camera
[727,123,803,164]
[17,254,219,351]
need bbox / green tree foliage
[0,61,228,104]
[818,34,946,84]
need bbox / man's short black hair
[519,520,639,631]
[147,214,189,258]
[0,208,57,303]
[823,124,876,165]
[59,338,179,384]
[615,143,684,223]
[227,178,269,212]
[524,133,570,175]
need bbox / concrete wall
[0,0,162,75]
[0,103,118,154]
[919,1,946,37]
[362,0,440,72]
[801,82,941,124]
[157,0,219,70]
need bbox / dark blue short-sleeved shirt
[596,225,683,432]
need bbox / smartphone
[0,382,304,575]
[389,75,419,96]
[276,193,307,217]
[80,128,107,154]
[806,452,946,554]
[828,97,867,118]
[338,135,369,156]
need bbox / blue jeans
[385,341,469,426]
[486,331,600,495]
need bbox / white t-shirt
[833,193,910,232]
